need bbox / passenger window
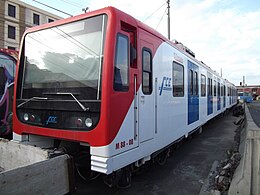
[142,49,152,94]
[0,67,6,95]
[214,80,217,96]
[189,70,193,95]
[201,74,206,97]
[172,62,184,97]
[194,71,198,95]
[114,34,129,91]
[218,82,220,96]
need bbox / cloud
[84,0,260,85]
[168,0,260,85]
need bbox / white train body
[13,7,237,182]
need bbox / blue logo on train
[159,76,172,96]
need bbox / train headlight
[23,113,29,121]
[85,118,93,128]
[30,114,35,122]
[76,118,83,127]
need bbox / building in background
[0,0,62,51]
[236,85,260,100]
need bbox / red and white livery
[13,7,237,186]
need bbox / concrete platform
[228,104,260,195]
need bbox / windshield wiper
[17,97,49,108]
[44,92,88,111]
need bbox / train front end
[14,12,108,143]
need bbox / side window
[218,82,220,96]
[214,80,217,96]
[172,62,184,97]
[142,48,152,94]
[189,70,193,95]
[201,74,206,97]
[113,34,129,91]
[194,71,198,95]
[208,78,210,96]
[0,67,6,96]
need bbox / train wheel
[117,167,132,188]
[104,167,132,188]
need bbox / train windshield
[21,15,107,100]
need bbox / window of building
[8,25,16,39]
[224,85,226,96]
[113,34,129,91]
[33,13,40,25]
[142,48,152,94]
[48,18,54,23]
[8,46,16,50]
[172,62,184,97]
[201,74,206,96]
[8,4,16,18]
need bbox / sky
[22,0,260,86]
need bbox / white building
[0,0,62,51]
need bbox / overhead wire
[156,8,167,30]
[57,0,85,9]
[143,2,166,22]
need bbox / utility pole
[167,0,170,40]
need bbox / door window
[142,48,152,95]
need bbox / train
[13,7,237,187]
[238,91,253,103]
[0,48,18,139]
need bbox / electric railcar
[0,48,18,139]
[13,7,237,186]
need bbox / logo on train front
[46,116,57,125]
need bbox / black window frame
[8,4,16,18]
[33,13,40,25]
[172,62,184,97]
[142,48,153,95]
[201,74,206,97]
[113,33,130,92]
[8,25,16,39]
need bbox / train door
[207,72,213,115]
[138,39,154,143]
[188,61,199,124]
